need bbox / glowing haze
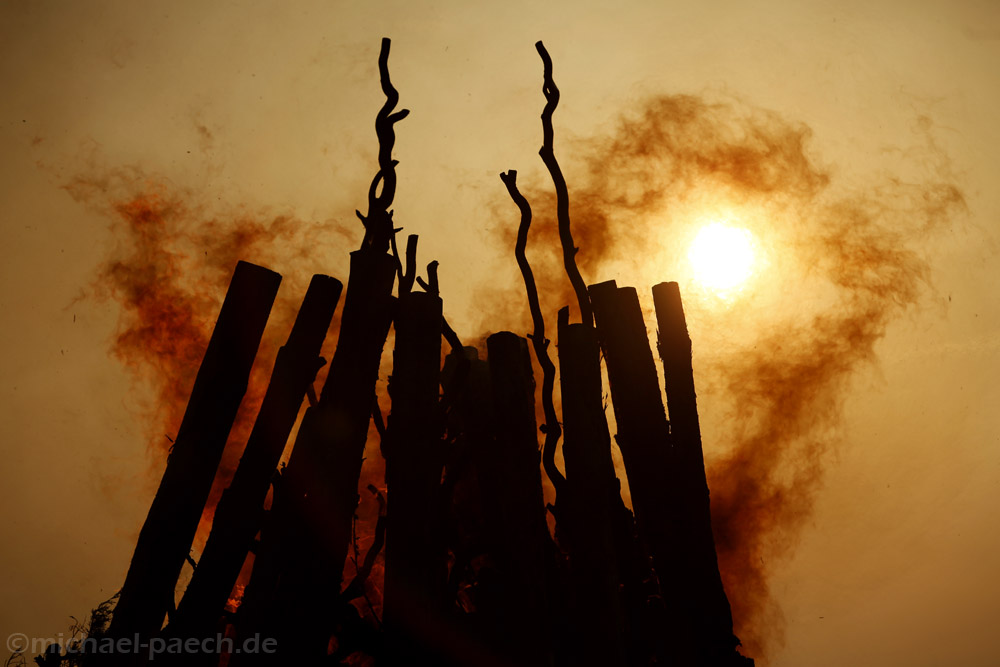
[688,223,758,296]
[2,3,997,667]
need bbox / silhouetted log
[477,332,551,665]
[589,279,697,662]
[556,309,627,667]
[382,289,446,663]
[436,346,494,662]
[171,274,342,643]
[226,464,287,667]
[107,261,280,651]
[652,281,751,666]
[439,344,491,587]
[264,249,397,663]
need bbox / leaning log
[382,289,445,663]
[652,281,749,665]
[171,274,342,641]
[107,261,281,651]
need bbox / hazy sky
[2,1,999,665]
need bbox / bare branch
[441,317,462,354]
[415,260,439,296]
[425,260,439,295]
[359,38,409,253]
[500,169,565,496]
[535,41,592,326]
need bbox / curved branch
[500,169,565,497]
[360,38,410,253]
[535,41,592,327]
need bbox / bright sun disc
[688,223,756,294]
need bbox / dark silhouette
[106,261,280,662]
[168,274,341,657]
[70,37,758,667]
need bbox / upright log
[382,289,445,662]
[262,249,396,663]
[588,281,669,529]
[589,279,684,664]
[107,261,281,649]
[556,310,627,667]
[171,274,342,641]
[481,332,550,665]
[652,281,750,666]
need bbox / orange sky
[2,1,999,665]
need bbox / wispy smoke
[67,169,352,534]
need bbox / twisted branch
[535,41,592,326]
[500,169,565,496]
[357,38,410,253]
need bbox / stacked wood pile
[70,38,755,667]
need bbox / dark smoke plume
[485,93,964,657]
[67,170,354,536]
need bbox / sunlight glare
[688,223,756,295]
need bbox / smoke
[488,94,964,658]
[67,168,353,536]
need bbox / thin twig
[535,41,592,326]
[500,169,565,496]
[341,486,387,630]
[441,317,462,354]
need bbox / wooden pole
[652,281,750,666]
[171,274,341,640]
[107,261,280,651]
[382,289,445,662]
[590,279,689,664]
[481,332,551,665]
[556,309,627,667]
[266,249,396,663]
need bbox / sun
[688,223,757,295]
